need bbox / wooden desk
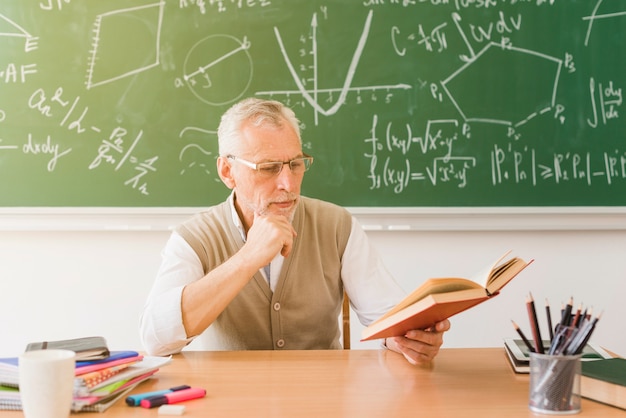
[7,348,624,417]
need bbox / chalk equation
[0,0,624,206]
[7,84,158,195]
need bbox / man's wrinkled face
[220,121,305,229]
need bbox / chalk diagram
[257,10,411,126]
[0,12,31,40]
[178,126,220,178]
[440,41,563,129]
[583,0,626,46]
[85,1,165,89]
[182,34,253,106]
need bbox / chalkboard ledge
[0,207,625,232]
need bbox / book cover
[25,336,109,361]
[75,355,169,397]
[0,385,20,411]
[581,358,626,410]
[504,343,530,373]
[0,358,19,388]
[75,350,138,367]
[505,338,612,362]
[362,251,532,341]
[0,351,142,389]
[72,355,171,410]
[503,339,612,374]
[75,353,143,376]
[74,363,132,395]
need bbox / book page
[485,258,530,294]
[468,250,513,287]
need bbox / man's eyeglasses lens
[259,158,312,175]
[228,155,313,177]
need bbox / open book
[361,251,533,341]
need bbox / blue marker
[125,385,191,406]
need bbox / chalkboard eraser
[387,225,411,231]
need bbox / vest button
[276,339,285,348]
[273,302,281,311]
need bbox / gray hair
[217,97,301,156]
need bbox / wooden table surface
[6,348,625,417]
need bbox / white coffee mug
[19,349,76,418]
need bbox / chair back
[342,292,350,349]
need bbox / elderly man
[140,97,450,365]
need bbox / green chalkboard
[0,1,624,207]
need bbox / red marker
[140,387,206,408]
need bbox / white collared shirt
[139,193,405,355]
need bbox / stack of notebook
[0,336,170,412]
[503,338,612,373]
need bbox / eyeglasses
[226,153,314,177]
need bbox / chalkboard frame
[1,207,625,232]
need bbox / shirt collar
[227,190,247,242]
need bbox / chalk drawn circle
[183,34,253,106]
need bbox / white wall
[1,209,625,358]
